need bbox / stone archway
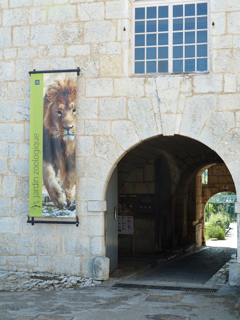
[102,134,238,275]
[79,83,240,279]
[201,164,236,206]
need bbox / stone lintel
[161,114,175,136]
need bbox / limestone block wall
[202,164,236,202]
[119,161,155,194]
[1,0,240,274]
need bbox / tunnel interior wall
[118,148,236,254]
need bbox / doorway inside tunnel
[186,164,236,249]
[105,134,237,274]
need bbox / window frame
[132,0,210,76]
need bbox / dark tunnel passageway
[106,135,237,280]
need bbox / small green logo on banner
[29,74,44,217]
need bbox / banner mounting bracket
[27,216,79,227]
[29,67,80,76]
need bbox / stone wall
[119,160,154,194]
[1,0,240,275]
[202,165,236,202]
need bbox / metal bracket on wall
[106,207,118,220]
[29,67,80,76]
[27,216,79,227]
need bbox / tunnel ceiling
[118,135,223,178]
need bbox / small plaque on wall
[118,216,134,234]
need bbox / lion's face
[52,98,76,142]
[44,79,76,142]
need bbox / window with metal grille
[202,169,208,184]
[133,1,209,74]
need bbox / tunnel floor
[116,247,236,288]
[110,250,183,280]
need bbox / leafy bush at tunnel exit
[205,213,226,240]
[208,212,228,229]
[205,225,225,241]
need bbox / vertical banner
[29,72,77,218]
[29,74,44,217]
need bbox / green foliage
[205,225,225,241]
[205,203,221,222]
[205,212,228,240]
[205,203,218,215]
[225,215,230,228]
[207,213,227,230]
[204,191,237,223]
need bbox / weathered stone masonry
[1,0,240,278]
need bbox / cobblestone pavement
[0,248,233,293]
[121,247,236,288]
[0,283,239,320]
[0,252,239,320]
[0,238,239,319]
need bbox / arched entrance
[187,164,236,247]
[105,135,237,273]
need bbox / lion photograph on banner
[42,73,76,217]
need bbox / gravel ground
[0,271,101,292]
